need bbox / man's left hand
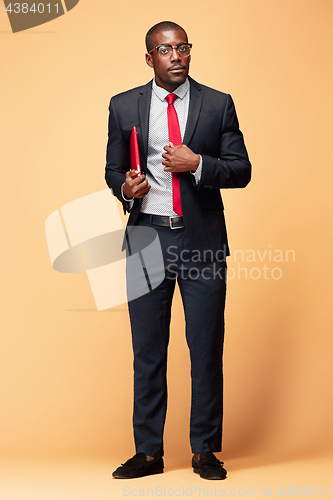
[162,143,200,172]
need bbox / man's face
[145,29,191,92]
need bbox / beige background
[1,0,332,484]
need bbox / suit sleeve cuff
[121,184,134,211]
[190,156,202,185]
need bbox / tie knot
[165,93,177,106]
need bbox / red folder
[130,126,141,178]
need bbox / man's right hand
[123,170,151,199]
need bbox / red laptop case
[130,126,141,178]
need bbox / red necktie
[165,93,182,217]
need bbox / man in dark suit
[105,21,251,480]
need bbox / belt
[138,213,184,229]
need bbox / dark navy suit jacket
[105,76,251,257]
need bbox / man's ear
[145,53,154,68]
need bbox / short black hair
[145,21,188,53]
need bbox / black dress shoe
[192,452,227,480]
[112,453,164,479]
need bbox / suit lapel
[183,77,203,146]
[138,80,152,166]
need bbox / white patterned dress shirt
[122,77,202,215]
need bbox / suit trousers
[127,216,227,458]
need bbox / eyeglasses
[148,43,192,58]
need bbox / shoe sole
[193,468,227,480]
[113,469,164,479]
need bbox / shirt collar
[152,77,190,102]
